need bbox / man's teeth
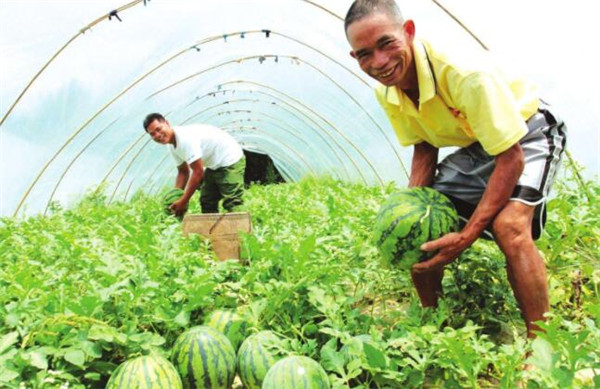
[380,68,394,77]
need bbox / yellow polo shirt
[375,40,539,156]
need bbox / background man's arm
[171,159,204,216]
[413,142,524,272]
[175,162,189,189]
[409,142,439,187]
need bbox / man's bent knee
[492,201,535,247]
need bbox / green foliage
[1,175,598,388]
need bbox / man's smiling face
[347,12,416,89]
[146,119,175,145]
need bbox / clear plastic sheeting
[1,0,598,216]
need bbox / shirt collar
[383,40,437,109]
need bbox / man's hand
[169,198,188,217]
[412,232,475,273]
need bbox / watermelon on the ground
[237,331,288,389]
[162,188,184,214]
[105,354,182,389]
[171,326,236,389]
[262,355,330,389]
[205,309,249,350]
[372,187,459,270]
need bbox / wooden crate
[182,212,251,260]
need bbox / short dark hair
[344,0,404,33]
[143,113,166,131]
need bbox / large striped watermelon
[205,310,249,351]
[373,187,459,270]
[171,326,236,389]
[105,354,182,389]
[262,356,330,389]
[237,331,288,389]
[163,188,184,214]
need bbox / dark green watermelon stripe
[241,337,273,388]
[124,359,140,389]
[141,357,153,389]
[377,208,422,247]
[215,311,232,328]
[239,342,260,387]
[184,334,199,389]
[207,331,235,387]
[204,334,225,387]
[112,362,128,389]
[195,333,212,389]
[152,357,174,389]
[224,312,235,330]
[173,332,193,376]
[254,340,271,383]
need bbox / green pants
[200,157,245,213]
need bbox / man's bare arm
[409,142,439,188]
[413,142,524,272]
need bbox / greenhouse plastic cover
[1,0,598,217]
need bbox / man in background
[143,113,245,216]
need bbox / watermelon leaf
[363,342,387,369]
[64,349,86,367]
[0,332,19,355]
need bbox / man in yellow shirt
[345,0,566,338]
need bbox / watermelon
[105,354,182,389]
[171,326,236,389]
[163,188,184,214]
[262,355,330,389]
[205,310,249,351]
[237,331,288,389]
[373,187,459,270]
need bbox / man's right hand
[169,198,188,217]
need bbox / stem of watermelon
[419,205,431,224]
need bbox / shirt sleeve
[455,73,528,156]
[179,129,203,164]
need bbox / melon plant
[341,334,378,362]
[171,326,236,389]
[162,188,184,214]
[262,355,330,389]
[205,309,249,350]
[237,331,288,389]
[373,187,459,270]
[105,354,182,389]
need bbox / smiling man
[345,0,567,338]
[143,113,245,216]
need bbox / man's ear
[350,50,357,59]
[403,19,416,41]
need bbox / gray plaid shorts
[432,102,567,240]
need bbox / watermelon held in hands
[373,187,459,270]
[171,326,236,389]
[237,331,289,389]
[105,354,182,389]
[262,355,330,389]
[162,188,184,214]
[204,309,249,351]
